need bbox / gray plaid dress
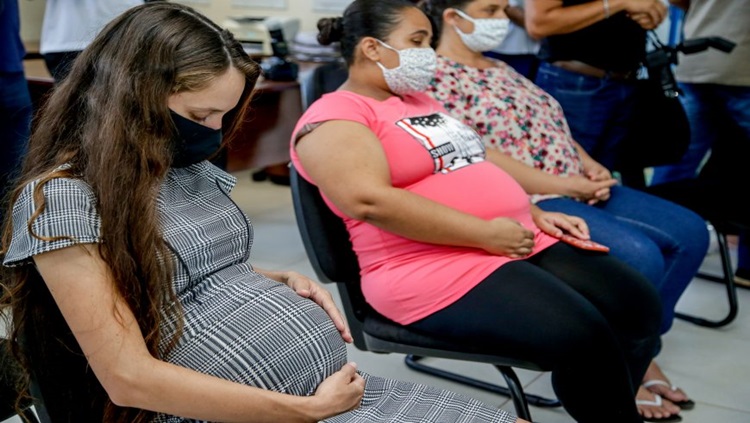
[4,161,514,423]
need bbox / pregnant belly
[165,267,348,396]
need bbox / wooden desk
[226,78,302,173]
[23,58,50,79]
[22,58,304,175]
[22,41,43,60]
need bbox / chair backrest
[289,165,372,350]
[644,122,750,233]
[0,347,39,423]
[302,61,348,110]
[20,269,107,423]
[1,338,27,421]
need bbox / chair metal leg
[497,365,532,421]
[676,230,739,328]
[404,355,561,420]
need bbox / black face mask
[170,110,223,168]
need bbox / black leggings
[407,243,662,423]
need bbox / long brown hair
[0,2,260,422]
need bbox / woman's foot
[636,385,682,422]
[643,361,695,410]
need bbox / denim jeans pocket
[538,64,605,96]
[555,74,604,96]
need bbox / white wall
[174,0,353,32]
[19,0,46,42]
[19,1,676,48]
[18,0,354,43]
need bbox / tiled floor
[3,169,750,423]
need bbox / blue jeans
[535,62,637,170]
[0,71,32,220]
[537,185,710,334]
[651,83,750,273]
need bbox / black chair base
[675,228,739,328]
[404,354,561,421]
[633,174,744,330]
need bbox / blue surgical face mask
[170,110,222,168]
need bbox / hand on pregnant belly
[484,217,536,258]
[283,271,353,343]
[311,362,365,419]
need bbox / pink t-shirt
[290,91,558,325]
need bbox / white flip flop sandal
[643,379,695,410]
[636,393,683,422]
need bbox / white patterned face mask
[375,40,437,96]
[453,9,510,53]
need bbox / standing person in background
[483,0,541,80]
[40,0,143,80]
[526,0,667,170]
[650,0,750,288]
[0,0,33,223]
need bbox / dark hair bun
[317,17,344,45]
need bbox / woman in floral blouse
[420,0,708,421]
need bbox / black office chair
[311,61,348,95]
[642,132,749,328]
[6,268,108,423]
[646,155,750,328]
[612,176,741,328]
[1,338,41,423]
[289,165,561,421]
[301,61,348,111]
[647,179,742,328]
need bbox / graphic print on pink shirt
[396,112,486,173]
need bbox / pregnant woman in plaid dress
[0,2,520,422]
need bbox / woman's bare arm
[295,120,535,257]
[484,149,616,203]
[33,244,364,422]
[525,0,667,38]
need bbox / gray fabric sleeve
[3,177,102,267]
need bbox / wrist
[558,180,577,198]
[298,395,325,422]
[530,204,543,217]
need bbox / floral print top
[428,55,585,188]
